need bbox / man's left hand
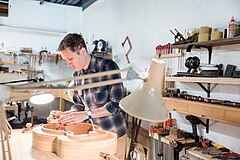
[58,111,88,125]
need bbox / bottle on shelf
[228,16,237,38]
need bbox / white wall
[0,0,84,80]
[81,0,240,153]
[0,0,83,52]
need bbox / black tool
[172,115,209,160]
[173,141,202,160]
[233,71,240,78]
[185,56,200,73]
[224,64,236,77]
[170,29,186,43]
[185,115,209,141]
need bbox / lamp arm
[11,78,129,93]
[10,67,140,100]
[15,67,132,88]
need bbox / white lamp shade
[120,58,169,122]
[29,93,54,105]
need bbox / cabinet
[164,97,240,125]
[164,36,240,126]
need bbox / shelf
[160,52,183,58]
[163,97,240,125]
[93,52,112,59]
[149,133,195,145]
[0,73,28,83]
[0,51,60,57]
[0,51,33,56]
[1,62,28,66]
[172,36,240,49]
[165,76,240,85]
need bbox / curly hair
[58,33,87,54]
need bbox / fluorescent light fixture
[29,93,54,105]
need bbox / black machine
[176,44,223,77]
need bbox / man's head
[58,33,90,71]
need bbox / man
[48,33,127,159]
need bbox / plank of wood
[165,76,240,85]
[172,36,240,49]
[164,97,240,125]
[0,129,63,160]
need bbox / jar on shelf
[228,16,237,38]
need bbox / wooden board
[165,76,240,85]
[0,129,63,160]
[164,97,240,125]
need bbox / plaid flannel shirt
[71,54,127,137]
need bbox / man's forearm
[91,106,112,118]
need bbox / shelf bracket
[197,83,211,97]
[186,44,212,64]
[197,83,218,98]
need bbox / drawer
[225,110,240,124]
[188,104,224,120]
[165,99,188,112]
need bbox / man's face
[60,47,87,71]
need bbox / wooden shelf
[164,97,240,125]
[1,62,28,66]
[93,52,112,59]
[165,76,240,85]
[160,52,183,58]
[149,132,195,144]
[0,51,33,56]
[172,36,240,49]
[0,73,28,83]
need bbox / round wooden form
[32,123,117,160]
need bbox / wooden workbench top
[0,129,63,160]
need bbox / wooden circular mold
[41,123,66,135]
[32,122,117,160]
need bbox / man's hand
[58,111,88,125]
[47,109,77,123]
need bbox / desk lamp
[120,58,168,159]
[120,58,168,122]
[0,57,168,160]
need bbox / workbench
[187,147,215,160]
[0,129,63,160]
[149,132,214,160]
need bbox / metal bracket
[197,83,218,98]
[197,83,211,98]
[186,44,212,64]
